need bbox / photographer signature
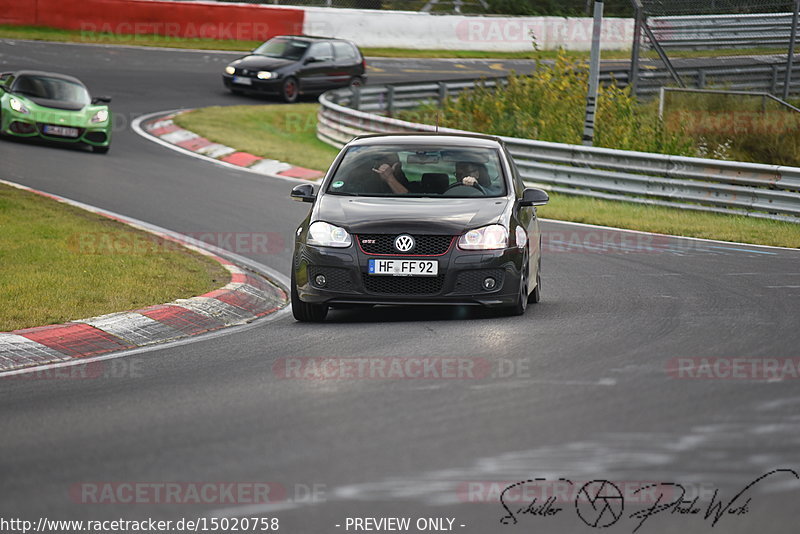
[499,468,798,532]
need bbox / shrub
[411,52,695,156]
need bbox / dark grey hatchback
[289,133,549,322]
[223,35,366,102]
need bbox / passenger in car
[372,152,410,194]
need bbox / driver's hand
[462,176,478,187]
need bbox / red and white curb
[0,180,288,374]
[142,112,324,180]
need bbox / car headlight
[256,71,273,80]
[307,221,352,248]
[458,224,508,250]
[91,109,109,123]
[225,66,236,75]
[9,97,29,114]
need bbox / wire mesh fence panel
[631,0,800,98]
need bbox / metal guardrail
[651,13,799,50]
[317,81,800,222]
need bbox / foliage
[408,52,695,156]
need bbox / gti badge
[394,234,415,253]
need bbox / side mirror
[518,188,549,207]
[291,183,317,203]
[92,96,112,104]
[304,56,319,64]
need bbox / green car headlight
[9,97,29,115]
[91,109,109,123]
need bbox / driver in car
[455,161,499,194]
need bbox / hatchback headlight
[91,109,109,123]
[256,71,273,80]
[307,221,352,248]
[9,97,29,114]
[458,224,508,250]
[225,66,236,75]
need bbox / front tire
[291,271,328,322]
[93,145,110,154]
[281,77,299,103]
[502,258,529,317]
[529,257,541,304]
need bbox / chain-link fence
[630,0,800,99]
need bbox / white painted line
[539,218,800,253]
[200,144,236,159]
[160,129,198,144]
[250,159,293,174]
[132,111,311,184]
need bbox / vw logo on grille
[394,234,415,253]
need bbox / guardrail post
[352,84,362,111]
[785,0,800,100]
[386,85,395,117]
[438,82,448,106]
[630,1,644,97]
[771,64,780,95]
[697,70,706,89]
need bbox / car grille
[362,274,445,295]
[357,234,454,256]
[452,269,506,295]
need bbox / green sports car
[0,70,112,153]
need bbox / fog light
[315,274,327,287]
[483,277,496,290]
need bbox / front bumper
[222,74,283,94]
[2,115,110,147]
[293,240,524,307]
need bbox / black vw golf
[290,133,549,322]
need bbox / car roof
[348,133,504,149]
[273,35,353,44]
[10,70,86,86]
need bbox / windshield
[326,145,508,198]
[253,38,310,60]
[12,75,90,106]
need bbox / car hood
[21,95,85,111]
[7,95,109,126]
[231,55,294,71]
[316,195,511,235]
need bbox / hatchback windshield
[326,145,507,197]
[253,38,310,61]
[12,75,90,106]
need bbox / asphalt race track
[1,40,800,534]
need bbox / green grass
[0,184,229,331]
[175,103,799,249]
[0,24,790,60]
[174,104,340,172]
[537,194,800,248]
